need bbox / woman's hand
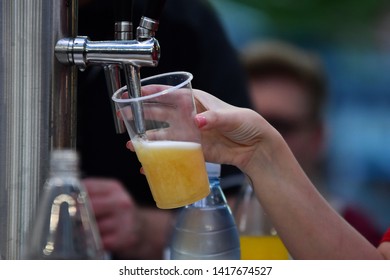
[126,87,283,174]
[193,89,282,172]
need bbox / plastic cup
[112,72,210,209]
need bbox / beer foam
[137,140,200,149]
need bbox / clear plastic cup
[112,72,210,209]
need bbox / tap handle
[137,0,166,40]
[114,0,134,41]
[114,0,134,22]
[144,0,166,22]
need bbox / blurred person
[77,0,250,259]
[127,85,389,259]
[239,40,382,246]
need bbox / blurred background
[209,0,390,233]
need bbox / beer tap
[103,0,135,134]
[54,0,167,134]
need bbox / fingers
[193,89,233,112]
[117,85,172,99]
[126,141,145,175]
[196,107,265,140]
[126,140,135,151]
[195,108,244,132]
[83,178,133,217]
[194,114,207,128]
[141,84,171,96]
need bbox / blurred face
[249,76,324,175]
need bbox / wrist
[243,127,288,178]
[244,126,307,197]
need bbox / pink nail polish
[195,115,207,128]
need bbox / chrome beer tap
[55,0,166,134]
[103,0,135,134]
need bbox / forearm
[244,135,382,259]
[378,228,390,259]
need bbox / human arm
[192,89,383,260]
[378,228,390,259]
[83,178,174,259]
[378,242,390,259]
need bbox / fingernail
[195,115,207,128]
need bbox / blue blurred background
[209,0,390,232]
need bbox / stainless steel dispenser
[0,0,77,259]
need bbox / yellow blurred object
[240,236,289,260]
[234,180,290,260]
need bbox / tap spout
[104,64,126,133]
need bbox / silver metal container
[0,0,77,259]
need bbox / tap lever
[115,22,133,41]
[114,0,134,40]
[137,0,167,40]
